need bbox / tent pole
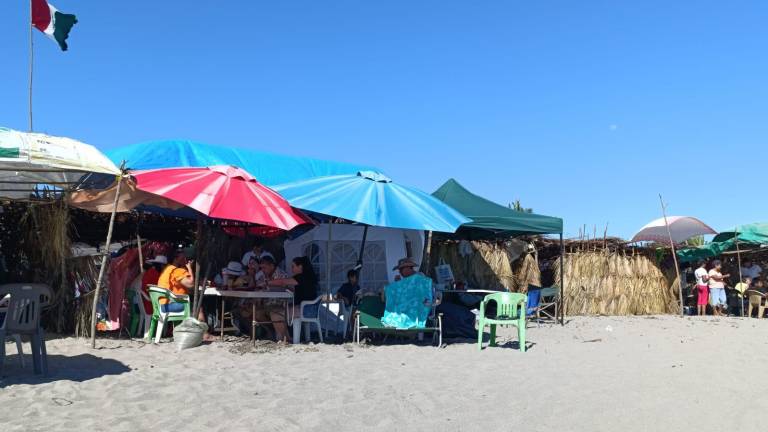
[326,221,333,296]
[421,231,433,274]
[559,233,565,326]
[356,225,369,286]
[659,194,684,317]
[90,162,126,349]
[735,226,743,317]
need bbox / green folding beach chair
[477,292,527,352]
[354,296,443,347]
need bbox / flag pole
[29,0,34,132]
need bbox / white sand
[1,316,764,431]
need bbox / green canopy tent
[431,179,563,238]
[431,178,565,324]
[678,223,768,263]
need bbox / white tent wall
[283,223,425,295]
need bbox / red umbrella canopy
[130,165,311,230]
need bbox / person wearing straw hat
[393,258,419,281]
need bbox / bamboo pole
[659,194,684,317]
[90,163,126,348]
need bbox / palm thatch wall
[428,240,540,292]
[553,251,679,316]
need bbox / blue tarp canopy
[107,140,379,186]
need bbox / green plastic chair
[148,285,190,343]
[125,289,141,338]
[477,292,527,352]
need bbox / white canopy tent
[0,127,119,199]
[283,223,425,295]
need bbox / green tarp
[677,223,768,262]
[431,179,563,237]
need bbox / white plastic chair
[0,293,24,368]
[136,290,153,341]
[0,284,51,375]
[292,296,323,344]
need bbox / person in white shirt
[694,261,710,316]
[708,260,730,316]
[241,239,275,267]
[740,260,762,280]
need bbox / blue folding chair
[526,286,543,327]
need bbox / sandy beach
[1,315,763,431]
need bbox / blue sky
[2,1,767,238]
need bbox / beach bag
[434,258,454,284]
[174,318,208,351]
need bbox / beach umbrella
[273,171,469,233]
[130,165,311,230]
[0,126,119,198]
[274,171,470,293]
[631,216,717,245]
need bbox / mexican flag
[31,0,77,51]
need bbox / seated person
[241,256,289,336]
[141,255,167,314]
[755,279,767,293]
[157,250,207,323]
[219,261,249,289]
[336,269,360,307]
[264,256,319,343]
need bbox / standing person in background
[241,238,275,267]
[708,260,730,316]
[694,261,710,316]
[741,259,762,281]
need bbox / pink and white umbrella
[631,216,717,245]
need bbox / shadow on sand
[0,353,131,387]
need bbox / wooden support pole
[659,194,684,317]
[90,163,125,348]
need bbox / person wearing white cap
[220,261,248,289]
